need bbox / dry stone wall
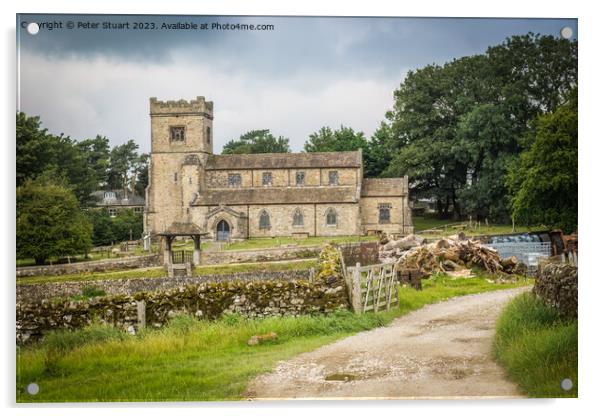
[17,273,348,344]
[17,270,311,303]
[16,255,161,278]
[201,246,320,265]
[533,263,578,319]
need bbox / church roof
[193,186,360,205]
[205,150,362,170]
[361,178,407,197]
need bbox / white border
[2,1,600,416]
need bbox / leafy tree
[384,33,577,220]
[107,140,140,192]
[16,112,97,203]
[111,209,144,242]
[133,153,150,197]
[506,90,577,232]
[16,112,51,186]
[364,122,395,178]
[304,126,368,153]
[77,135,111,189]
[89,209,115,246]
[222,130,290,154]
[17,179,92,265]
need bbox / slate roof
[158,222,206,236]
[205,150,362,170]
[361,178,407,197]
[193,186,359,206]
[90,190,145,206]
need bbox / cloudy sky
[17,14,577,153]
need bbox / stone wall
[201,246,320,265]
[17,273,348,344]
[16,255,161,278]
[339,241,380,267]
[200,241,372,265]
[17,270,311,303]
[533,263,578,319]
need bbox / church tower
[145,96,213,235]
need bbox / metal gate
[485,242,551,273]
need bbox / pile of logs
[379,233,527,276]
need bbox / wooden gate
[345,262,399,313]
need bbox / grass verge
[17,273,531,402]
[493,292,577,398]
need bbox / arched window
[379,203,391,224]
[326,208,337,226]
[293,208,304,227]
[259,210,271,230]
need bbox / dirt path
[246,287,529,400]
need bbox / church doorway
[216,220,230,241]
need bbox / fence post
[136,300,146,328]
[350,262,362,314]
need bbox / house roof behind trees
[90,190,145,206]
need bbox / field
[493,292,578,397]
[413,216,547,237]
[17,273,531,402]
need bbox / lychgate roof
[158,222,206,236]
[205,150,362,170]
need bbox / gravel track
[246,286,529,400]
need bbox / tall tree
[384,34,577,220]
[107,140,139,194]
[16,112,98,204]
[17,179,93,264]
[16,112,51,186]
[304,126,368,153]
[77,135,111,190]
[364,122,394,178]
[222,130,290,154]
[133,153,150,197]
[506,90,577,232]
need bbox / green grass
[16,252,113,267]
[16,267,168,285]
[493,292,577,398]
[17,259,319,286]
[413,216,547,237]
[16,273,531,402]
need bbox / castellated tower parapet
[149,96,214,155]
[149,96,214,118]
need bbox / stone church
[144,96,413,244]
